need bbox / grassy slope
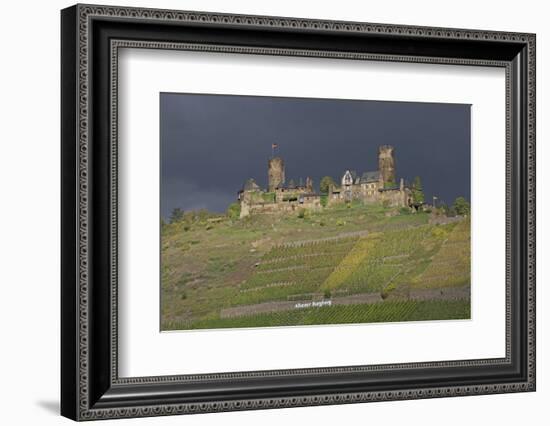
[161,203,470,330]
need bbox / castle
[237,145,412,218]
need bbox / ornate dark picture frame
[61,4,536,421]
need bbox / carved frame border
[61,3,536,421]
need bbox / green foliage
[381,281,397,300]
[169,207,184,224]
[412,176,425,205]
[226,202,241,220]
[384,179,397,189]
[447,208,455,218]
[320,176,336,194]
[247,191,263,203]
[297,208,306,219]
[453,196,471,216]
[442,203,457,217]
[320,194,328,207]
[261,192,276,203]
[323,289,332,299]
[399,207,411,215]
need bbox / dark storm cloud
[160,93,470,218]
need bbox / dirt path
[220,285,470,319]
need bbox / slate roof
[360,171,380,183]
[243,178,260,191]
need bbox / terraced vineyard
[184,300,471,330]
[161,203,470,331]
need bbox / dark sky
[160,93,471,217]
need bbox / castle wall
[239,200,250,218]
[274,187,310,202]
[327,184,410,208]
[240,197,321,218]
[378,188,411,207]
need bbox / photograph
[160,93,472,331]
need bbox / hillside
[161,203,470,330]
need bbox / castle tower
[378,145,396,185]
[268,157,285,191]
[306,176,313,193]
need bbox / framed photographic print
[61,4,536,421]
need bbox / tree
[440,202,457,218]
[169,207,184,224]
[226,202,241,220]
[319,176,336,194]
[453,196,471,216]
[412,176,425,205]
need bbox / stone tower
[378,145,396,185]
[268,157,285,191]
[306,176,313,193]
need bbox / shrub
[226,202,241,220]
[446,207,457,217]
[453,196,471,216]
[384,180,397,189]
[323,289,332,299]
[399,207,411,215]
[336,219,345,226]
[297,208,306,219]
[261,192,276,203]
[412,176,425,205]
[320,176,336,194]
[381,282,397,300]
[169,207,184,224]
